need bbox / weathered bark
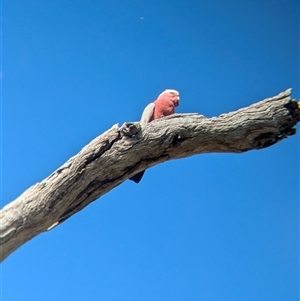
[1,89,299,261]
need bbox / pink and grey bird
[129,89,180,183]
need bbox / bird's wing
[140,103,155,123]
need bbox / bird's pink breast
[153,98,175,120]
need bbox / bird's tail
[129,170,145,183]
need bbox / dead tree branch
[1,89,299,261]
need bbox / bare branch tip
[277,88,292,99]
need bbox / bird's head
[158,89,180,107]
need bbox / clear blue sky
[1,0,299,300]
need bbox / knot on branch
[120,122,141,137]
[253,131,286,149]
[284,100,300,122]
[253,99,300,149]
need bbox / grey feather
[129,103,155,183]
[140,103,155,123]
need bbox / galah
[129,89,180,183]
